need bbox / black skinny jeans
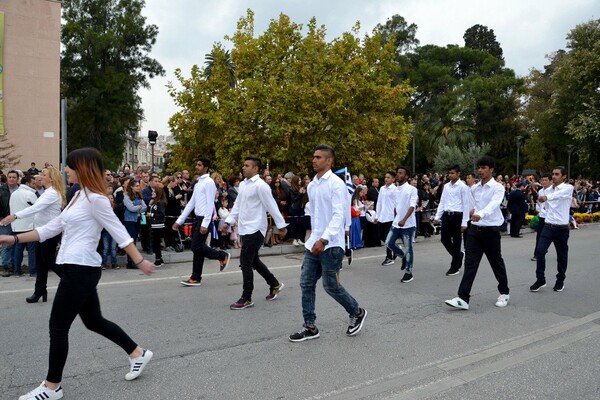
[151,227,163,261]
[33,235,63,296]
[47,265,137,383]
[190,218,226,281]
[240,231,279,301]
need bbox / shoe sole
[401,277,414,283]
[530,283,546,292]
[445,300,469,310]
[266,283,285,301]
[347,309,367,336]
[230,303,254,310]
[554,286,564,292]
[496,302,509,307]
[125,349,153,381]
[289,332,320,342]
[220,252,231,272]
[446,270,460,276]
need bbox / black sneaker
[446,268,460,276]
[381,258,394,266]
[401,273,413,283]
[530,280,546,292]
[346,308,367,336]
[289,325,320,342]
[401,257,407,270]
[553,281,564,292]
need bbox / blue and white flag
[334,167,354,195]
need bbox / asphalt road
[1,225,599,400]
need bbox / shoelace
[348,315,358,327]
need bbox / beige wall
[0,0,61,171]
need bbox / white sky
[138,0,598,137]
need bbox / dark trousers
[533,217,545,256]
[47,265,137,383]
[240,231,279,301]
[440,212,464,270]
[509,213,525,237]
[164,216,177,247]
[151,227,163,261]
[124,221,139,268]
[535,224,569,283]
[378,221,395,260]
[33,235,63,296]
[190,218,225,281]
[458,226,509,303]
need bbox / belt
[470,225,500,232]
[545,223,569,229]
[444,211,463,216]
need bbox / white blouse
[15,186,62,228]
[36,189,134,267]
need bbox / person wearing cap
[507,181,528,238]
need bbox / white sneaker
[495,294,510,308]
[293,239,299,246]
[125,349,153,381]
[19,382,64,400]
[445,297,469,310]
[297,239,304,245]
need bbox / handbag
[351,207,361,218]
[140,213,147,225]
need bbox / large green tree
[61,0,164,169]
[168,10,413,176]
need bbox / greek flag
[334,167,354,195]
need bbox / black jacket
[507,189,528,215]
[0,185,10,218]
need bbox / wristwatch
[12,214,17,219]
[319,238,329,245]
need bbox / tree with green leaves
[61,0,164,169]
[463,24,504,60]
[167,10,413,176]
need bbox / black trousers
[440,212,464,270]
[378,221,395,259]
[33,235,63,296]
[510,213,525,237]
[535,224,569,283]
[190,218,225,281]
[47,265,137,383]
[533,217,545,256]
[240,231,279,301]
[140,223,151,251]
[151,227,163,261]
[458,226,509,303]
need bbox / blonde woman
[0,166,66,303]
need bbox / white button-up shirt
[176,174,216,228]
[391,182,418,229]
[10,185,38,232]
[434,179,472,227]
[305,169,346,251]
[543,182,573,225]
[471,178,505,227]
[536,187,548,218]
[376,184,397,223]
[225,174,287,237]
[37,189,133,267]
[15,186,62,228]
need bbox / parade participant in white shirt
[173,156,230,287]
[445,156,510,310]
[531,167,574,292]
[433,165,472,276]
[289,144,367,342]
[386,167,419,283]
[0,148,155,400]
[222,155,288,310]
[376,171,398,266]
[531,173,552,261]
[0,167,66,303]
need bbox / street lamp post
[411,130,416,175]
[567,144,575,180]
[148,130,158,172]
[516,135,523,177]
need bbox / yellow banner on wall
[0,12,4,135]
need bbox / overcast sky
[138,0,598,137]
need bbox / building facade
[0,0,61,171]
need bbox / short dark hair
[21,175,34,185]
[245,155,262,168]
[313,144,335,160]
[465,173,476,179]
[476,156,495,169]
[197,156,211,170]
[397,166,411,176]
[448,164,461,173]
[541,172,552,179]
[386,170,396,178]
[553,166,567,177]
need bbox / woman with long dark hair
[0,148,155,400]
[123,177,147,269]
[0,166,66,303]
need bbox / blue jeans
[101,229,118,266]
[300,247,360,326]
[123,221,139,268]
[13,238,37,275]
[0,224,14,269]
[535,224,569,282]
[386,226,416,273]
